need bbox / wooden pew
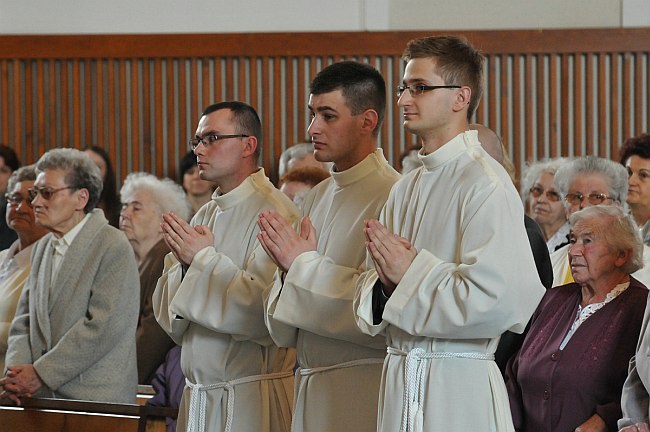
[0,396,177,432]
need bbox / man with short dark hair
[153,101,298,432]
[355,36,545,431]
[258,61,400,432]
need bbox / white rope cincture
[298,357,384,376]
[185,370,293,432]
[387,346,494,432]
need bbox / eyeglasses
[564,192,615,206]
[27,186,74,201]
[396,84,461,98]
[5,193,32,208]
[189,134,249,150]
[529,186,561,202]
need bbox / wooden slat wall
[0,29,649,187]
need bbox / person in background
[278,166,329,206]
[154,101,298,432]
[84,146,120,228]
[178,150,215,216]
[507,205,647,432]
[0,165,49,372]
[398,144,423,174]
[119,172,191,384]
[0,145,21,250]
[1,148,139,404]
[277,142,330,179]
[522,158,571,252]
[619,133,650,245]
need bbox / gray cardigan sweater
[5,209,140,403]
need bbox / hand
[575,413,607,432]
[161,212,214,266]
[257,210,317,272]
[0,364,44,405]
[364,219,416,296]
[620,423,650,432]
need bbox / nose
[397,91,412,106]
[568,242,583,257]
[307,117,319,137]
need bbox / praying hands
[364,219,416,295]
[257,210,317,272]
[161,212,214,266]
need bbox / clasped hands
[257,210,317,272]
[161,212,214,266]
[364,219,416,296]
[0,364,44,405]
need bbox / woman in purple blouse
[506,205,648,432]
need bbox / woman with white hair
[521,158,570,252]
[119,172,190,384]
[548,156,650,287]
[507,205,647,432]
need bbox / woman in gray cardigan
[0,148,139,405]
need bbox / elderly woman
[506,205,647,432]
[119,172,190,384]
[619,133,650,245]
[0,148,139,405]
[522,158,570,252]
[0,166,49,372]
[549,156,650,287]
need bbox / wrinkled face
[568,218,627,286]
[529,171,566,228]
[626,155,650,208]
[31,169,86,237]
[182,165,214,197]
[565,173,615,216]
[0,156,13,195]
[5,180,37,234]
[120,188,163,245]
[307,90,365,172]
[397,57,458,136]
[280,181,312,206]
[84,150,107,180]
[193,109,249,186]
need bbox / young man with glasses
[354,35,545,432]
[153,101,299,432]
[257,61,400,432]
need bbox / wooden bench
[0,396,177,432]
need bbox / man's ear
[360,109,379,135]
[452,86,472,114]
[242,136,258,158]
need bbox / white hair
[120,172,191,221]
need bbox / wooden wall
[0,29,649,185]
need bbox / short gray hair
[554,156,628,205]
[7,164,37,193]
[36,148,103,213]
[520,157,570,204]
[278,143,314,178]
[569,205,643,274]
[120,172,191,221]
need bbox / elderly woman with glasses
[119,172,190,384]
[522,158,571,253]
[0,166,49,373]
[506,205,648,432]
[0,148,139,405]
[549,156,650,288]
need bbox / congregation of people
[1,33,650,432]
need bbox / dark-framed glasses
[5,193,33,208]
[27,186,74,201]
[564,192,615,206]
[529,186,561,202]
[396,84,461,98]
[189,133,249,150]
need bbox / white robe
[355,131,546,432]
[265,150,400,432]
[153,169,299,432]
[550,243,650,288]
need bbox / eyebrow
[308,104,338,114]
[195,130,218,138]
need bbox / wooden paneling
[0,29,649,186]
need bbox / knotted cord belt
[387,346,494,432]
[185,370,293,432]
